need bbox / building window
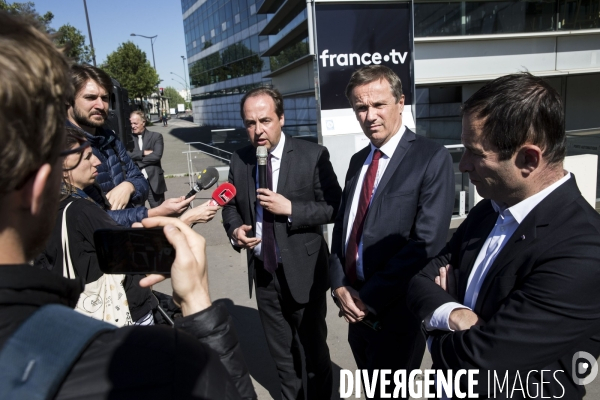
[558,0,600,29]
[269,37,309,72]
[415,85,462,144]
[189,38,265,87]
[414,1,557,37]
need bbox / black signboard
[315,2,414,111]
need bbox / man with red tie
[329,65,455,398]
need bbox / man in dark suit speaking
[222,87,341,399]
[407,73,600,399]
[128,110,167,208]
[329,65,455,396]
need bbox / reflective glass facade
[184,0,267,57]
[269,36,309,72]
[182,0,272,128]
[188,38,269,87]
[183,0,599,151]
[414,0,599,37]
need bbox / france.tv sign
[314,2,414,111]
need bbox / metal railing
[183,141,233,194]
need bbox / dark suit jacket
[408,176,600,399]
[222,135,342,304]
[128,129,167,194]
[330,129,455,329]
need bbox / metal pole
[131,33,160,118]
[172,77,186,88]
[83,0,96,66]
[306,0,315,56]
[181,56,190,102]
[150,38,156,71]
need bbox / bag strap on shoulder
[0,304,117,399]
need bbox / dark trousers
[254,260,333,400]
[147,187,165,209]
[348,318,425,400]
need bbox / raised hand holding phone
[138,217,211,317]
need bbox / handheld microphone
[256,145,268,189]
[185,167,220,199]
[208,182,237,206]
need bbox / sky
[33,0,190,92]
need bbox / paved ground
[146,117,599,400]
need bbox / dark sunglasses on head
[62,133,91,171]
[60,133,90,157]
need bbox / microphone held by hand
[257,145,268,189]
[185,167,220,199]
[208,182,237,206]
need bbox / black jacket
[408,177,600,399]
[38,194,156,322]
[128,129,168,194]
[0,265,256,399]
[222,135,341,303]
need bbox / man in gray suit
[330,66,455,398]
[128,110,167,208]
[222,87,341,399]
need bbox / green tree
[101,41,159,99]
[0,1,54,31]
[0,1,92,63]
[55,23,93,64]
[163,87,190,110]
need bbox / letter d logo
[572,351,598,385]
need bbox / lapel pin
[521,235,526,240]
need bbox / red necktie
[262,154,278,273]
[345,149,382,284]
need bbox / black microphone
[185,167,220,199]
[257,146,268,189]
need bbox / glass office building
[182,0,600,203]
[182,0,270,129]
[182,0,317,137]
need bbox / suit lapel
[132,133,141,151]
[241,149,257,225]
[472,176,579,311]
[369,129,414,207]
[474,218,537,312]
[276,135,293,195]
[458,205,498,302]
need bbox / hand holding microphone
[257,145,268,189]
[185,167,220,199]
[181,183,237,226]
[208,182,236,206]
[255,145,291,216]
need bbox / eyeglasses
[62,133,91,171]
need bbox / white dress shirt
[425,172,571,331]
[345,126,405,281]
[253,133,286,262]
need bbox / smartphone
[94,227,175,274]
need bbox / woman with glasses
[36,128,157,325]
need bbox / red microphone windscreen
[209,183,236,206]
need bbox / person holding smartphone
[36,128,158,325]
